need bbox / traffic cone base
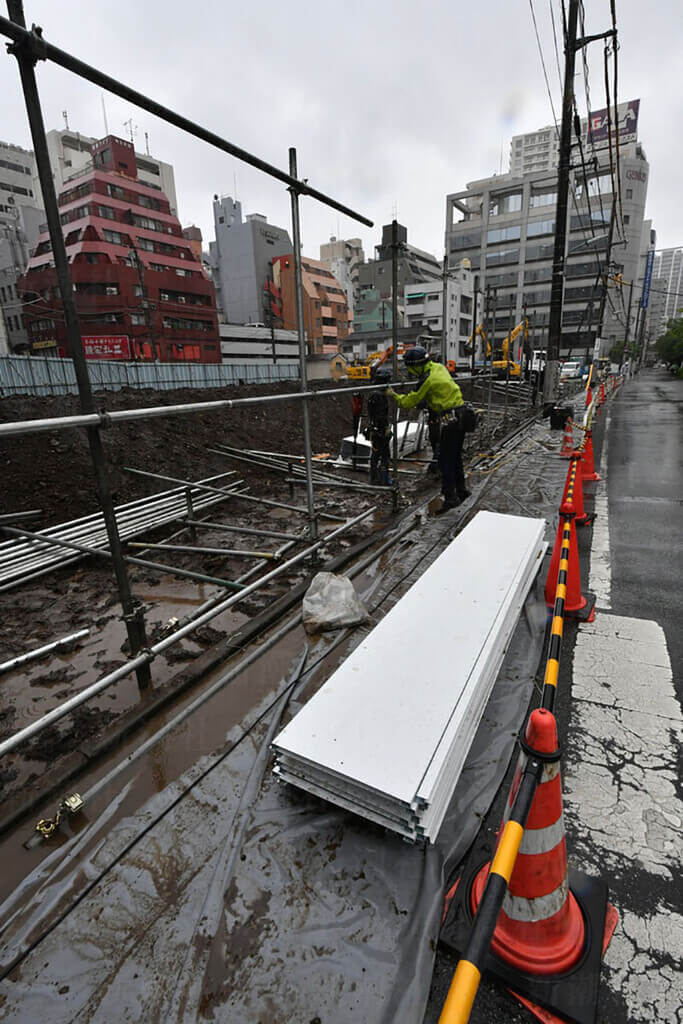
[509,902,619,1024]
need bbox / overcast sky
[2,0,681,261]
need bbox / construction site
[1,4,682,1024]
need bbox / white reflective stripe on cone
[503,875,569,922]
[518,813,565,856]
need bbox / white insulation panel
[273,511,546,841]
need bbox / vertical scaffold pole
[6,0,151,689]
[288,147,317,540]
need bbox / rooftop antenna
[123,117,138,146]
[62,109,69,131]
[101,93,109,135]
[391,200,398,220]
[144,131,150,156]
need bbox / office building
[357,223,441,313]
[208,196,292,325]
[352,287,394,336]
[0,140,45,351]
[404,261,474,365]
[20,135,220,362]
[273,254,350,354]
[39,128,178,215]
[319,236,365,317]
[446,140,650,357]
[650,248,683,338]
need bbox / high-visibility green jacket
[392,361,464,413]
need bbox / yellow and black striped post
[438,756,542,1024]
[542,510,572,711]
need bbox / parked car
[560,361,582,380]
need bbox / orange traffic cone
[585,385,592,409]
[581,428,600,481]
[559,417,574,457]
[599,381,606,405]
[544,502,595,620]
[470,709,585,975]
[560,454,592,526]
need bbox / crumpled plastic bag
[302,572,369,634]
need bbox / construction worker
[386,347,470,511]
[365,365,392,484]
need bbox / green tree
[654,318,683,367]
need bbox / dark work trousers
[369,428,391,484]
[438,412,467,498]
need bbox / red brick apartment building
[20,136,220,363]
[273,254,350,354]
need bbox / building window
[623,214,630,225]
[485,248,520,267]
[529,190,557,208]
[626,189,633,200]
[526,219,555,238]
[451,231,481,252]
[487,225,521,245]
[131,313,146,325]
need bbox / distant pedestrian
[386,347,469,512]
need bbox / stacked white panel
[272,511,546,842]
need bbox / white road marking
[588,411,611,610]
[564,613,683,1020]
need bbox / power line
[548,0,564,96]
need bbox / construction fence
[0,355,299,397]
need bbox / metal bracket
[6,23,47,65]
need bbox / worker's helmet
[403,345,431,376]
[371,365,392,384]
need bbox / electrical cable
[548,0,564,96]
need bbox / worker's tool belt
[439,407,462,425]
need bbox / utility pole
[544,0,580,412]
[130,247,158,361]
[391,219,399,512]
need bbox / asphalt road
[426,369,683,1024]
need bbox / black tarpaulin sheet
[0,580,547,1023]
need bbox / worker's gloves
[385,387,397,398]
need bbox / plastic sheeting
[0,582,546,1023]
[302,571,369,634]
[0,424,567,1022]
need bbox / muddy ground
[0,381,357,525]
[0,377,545,813]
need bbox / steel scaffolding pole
[288,147,317,540]
[6,0,150,690]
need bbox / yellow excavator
[464,323,491,364]
[491,319,527,378]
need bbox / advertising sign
[32,338,57,350]
[587,98,640,150]
[640,249,655,309]
[82,335,131,360]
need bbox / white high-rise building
[509,127,560,176]
[319,236,365,320]
[651,248,683,337]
